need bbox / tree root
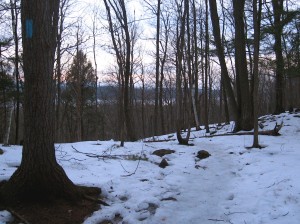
[84,195,109,206]
[8,208,31,224]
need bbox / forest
[0,0,299,223]
[0,0,299,145]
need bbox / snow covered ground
[1,112,300,224]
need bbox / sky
[69,0,156,79]
[1,110,300,223]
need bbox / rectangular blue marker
[26,19,33,38]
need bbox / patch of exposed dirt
[0,183,102,224]
[9,198,99,224]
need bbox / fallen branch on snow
[71,145,135,160]
[202,122,283,138]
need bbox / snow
[1,112,300,224]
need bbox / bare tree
[204,0,210,133]
[175,0,191,145]
[272,0,285,114]
[9,0,20,144]
[155,0,161,136]
[191,0,200,130]
[55,0,73,142]
[252,0,262,148]
[233,0,253,131]
[209,0,239,129]
[103,0,136,143]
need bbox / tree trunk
[159,12,169,135]
[121,1,136,142]
[10,0,20,145]
[208,0,239,129]
[0,0,80,202]
[154,0,161,136]
[3,102,13,146]
[176,0,191,145]
[104,0,136,142]
[186,0,200,131]
[192,0,200,130]
[204,0,210,133]
[233,0,253,131]
[75,31,82,142]
[55,0,65,142]
[272,0,285,114]
[252,0,262,148]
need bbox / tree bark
[233,0,253,131]
[176,0,191,145]
[272,0,285,114]
[252,0,262,148]
[192,0,200,130]
[154,0,161,136]
[204,0,210,133]
[0,0,80,202]
[208,0,239,129]
[10,0,20,145]
[3,101,13,146]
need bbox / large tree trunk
[272,0,285,114]
[232,0,253,131]
[1,0,80,202]
[208,0,239,129]
[176,0,191,145]
[121,1,136,142]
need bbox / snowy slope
[1,112,300,224]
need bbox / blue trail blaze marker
[26,19,33,38]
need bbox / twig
[208,218,225,222]
[84,195,110,206]
[224,211,247,216]
[282,211,289,216]
[59,157,86,162]
[266,182,276,188]
[121,150,144,177]
[119,161,131,173]
[121,157,142,177]
[8,209,30,224]
[143,139,176,143]
[71,145,133,160]
[266,179,289,188]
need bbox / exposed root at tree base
[0,182,103,224]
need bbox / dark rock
[153,149,175,157]
[159,159,169,168]
[140,179,149,182]
[0,148,3,155]
[196,150,211,159]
